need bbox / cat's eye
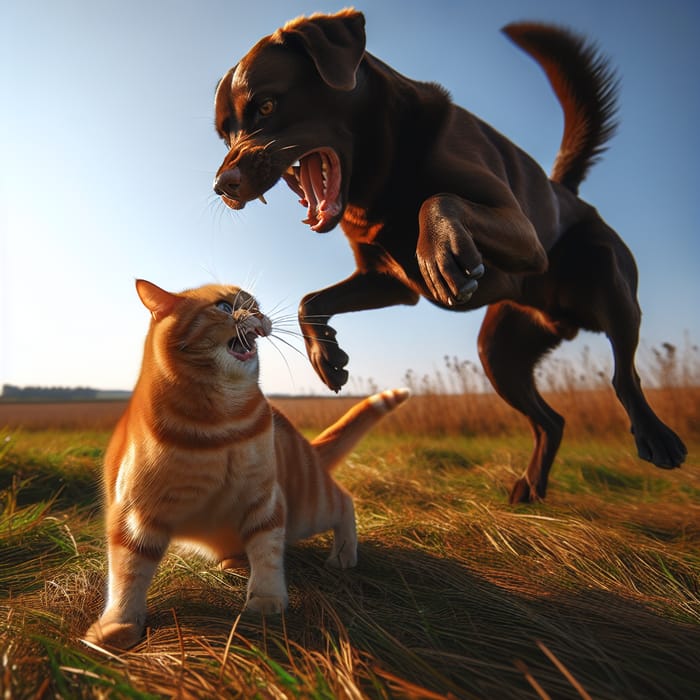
[216,300,234,315]
[258,98,275,117]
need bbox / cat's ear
[135,279,181,321]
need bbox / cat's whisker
[271,329,341,347]
[235,324,250,351]
[268,312,299,322]
[276,316,328,326]
[264,298,294,318]
[233,289,245,309]
[276,321,334,331]
[271,311,330,323]
[268,328,305,343]
[267,334,308,360]
[265,337,296,378]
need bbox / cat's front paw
[244,592,288,615]
[83,618,144,651]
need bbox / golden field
[1,345,699,699]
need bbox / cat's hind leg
[326,487,357,569]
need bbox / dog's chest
[341,205,384,244]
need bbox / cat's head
[135,279,271,380]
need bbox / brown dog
[213,10,686,502]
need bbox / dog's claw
[455,279,479,304]
[469,263,485,279]
[453,264,485,304]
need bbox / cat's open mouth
[282,148,342,233]
[227,332,259,361]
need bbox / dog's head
[213,9,366,233]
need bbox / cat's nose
[214,167,241,199]
[260,316,272,337]
[249,315,272,338]
[250,316,271,338]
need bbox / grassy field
[1,356,699,698]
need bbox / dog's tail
[502,23,619,195]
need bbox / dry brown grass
[1,340,698,698]
[1,386,697,444]
[0,401,126,431]
[3,340,697,442]
[1,427,698,699]
[273,386,699,443]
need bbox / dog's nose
[214,167,241,199]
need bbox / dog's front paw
[417,243,486,307]
[303,323,349,391]
[417,196,487,306]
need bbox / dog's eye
[216,300,234,315]
[258,98,275,117]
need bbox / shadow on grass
[0,455,101,512]
[72,539,700,700]
[4,432,699,699]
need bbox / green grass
[1,427,699,699]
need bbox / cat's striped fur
[84,279,409,650]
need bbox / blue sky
[2,0,698,396]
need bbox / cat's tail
[311,388,410,471]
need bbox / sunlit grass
[1,341,698,697]
[1,419,698,698]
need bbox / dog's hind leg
[572,223,688,469]
[478,301,568,503]
[548,218,687,470]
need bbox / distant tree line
[1,385,99,401]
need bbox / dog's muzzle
[214,167,242,200]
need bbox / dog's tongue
[299,153,323,225]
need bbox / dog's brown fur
[213,10,686,502]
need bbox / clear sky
[2,0,698,396]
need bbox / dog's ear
[281,10,366,91]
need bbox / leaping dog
[212,10,686,502]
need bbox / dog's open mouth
[282,149,342,233]
[226,332,258,361]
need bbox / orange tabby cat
[84,279,409,650]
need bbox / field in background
[1,342,699,698]
[2,340,699,439]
